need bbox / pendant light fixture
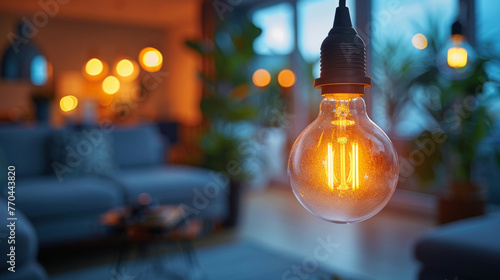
[288,0,399,224]
[437,19,477,80]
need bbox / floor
[42,186,435,280]
[238,186,435,280]
[51,240,335,280]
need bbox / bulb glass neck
[451,34,465,44]
[319,84,367,96]
[319,94,366,117]
[323,93,363,100]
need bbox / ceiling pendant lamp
[437,19,477,80]
[288,0,399,224]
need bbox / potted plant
[186,15,262,226]
[411,56,498,224]
[374,22,500,224]
[31,87,54,123]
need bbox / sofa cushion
[111,124,164,169]
[0,125,50,177]
[35,215,111,245]
[415,215,500,279]
[112,165,229,218]
[8,177,123,222]
[49,127,115,180]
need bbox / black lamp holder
[451,20,463,36]
[314,0,371,95]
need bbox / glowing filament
[338,137,348,190]
[447,47,468,68]
[351,143,359,190]
[326,140,359,192]
[328,142,334,190]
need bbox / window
[476,0,500,121]
[476,0,500,59]
[252,3,294,55]
[30,55,48,86]
[298,0,356,78]
[298,0,356,63]
[371,0,458,137]
[372,0,457,45]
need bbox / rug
[50,241,336,280]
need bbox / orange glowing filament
[326,100,359,192]
[327,140,359,191]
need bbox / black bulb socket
[314,2,371,95]
[451,20,463,36]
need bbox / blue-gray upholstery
[49,128,115,178]
[0,125,51,177]
[0,124,229,250]
[113,165,229,218]
[0,197,48,280]
[4,176,123,245]
[415,215,500,280]
[11,177,122,223]
[112,124,164,169]
[34,215,112,245]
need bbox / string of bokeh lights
[60,47,163,112]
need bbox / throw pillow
[49,126,115,181]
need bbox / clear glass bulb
[288,94,399,224]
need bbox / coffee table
[101,204,210,279]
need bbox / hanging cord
[339,0,346,7]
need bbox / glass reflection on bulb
[288,94,399,224]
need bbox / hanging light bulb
[437,20,477,80]
[288,0,399,224]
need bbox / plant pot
[437,183,485,224]
[33,98,51,123]
[224,181,242,228]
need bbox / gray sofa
[0,124,229,246]
[414,130,500,280]
[414,214,500,279]
[0,197,48,280]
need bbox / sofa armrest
[414,215,500,279]
[0,197,47,279]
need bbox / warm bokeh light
[447,47,468,68]
[278,69,296,87]
[144,52,160,67]
[102,76,120,95]
[115,59,139,81]
[139,47,163,72]
[412,33,428,50]
[85,58,104,76]
[252,69,271,87]
[60,95,78,112]
[116,59,134,77]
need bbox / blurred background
[0,0,500,280]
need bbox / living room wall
[0,11,202,126]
